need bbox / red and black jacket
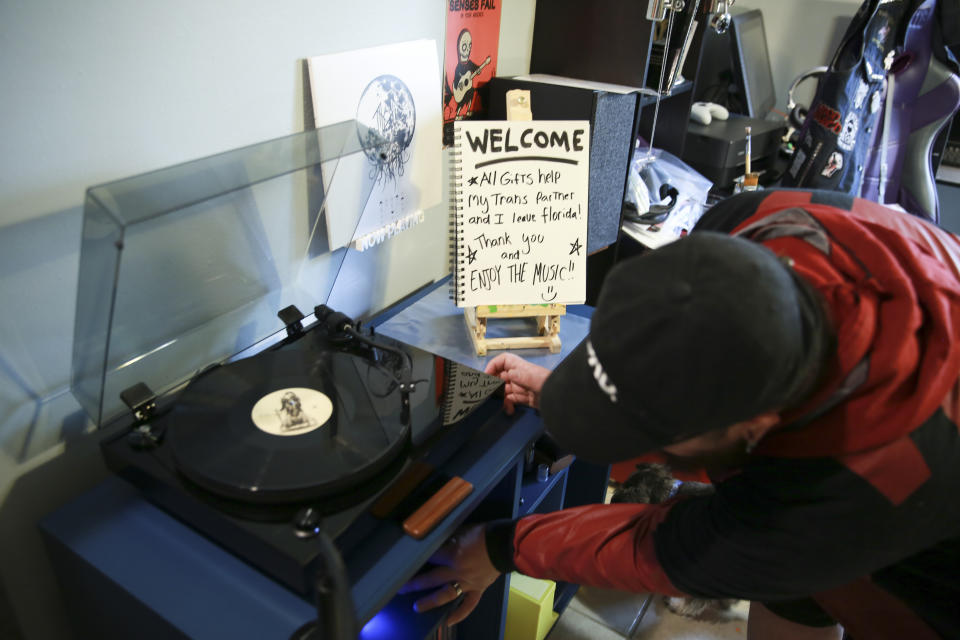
[486,190,960,638]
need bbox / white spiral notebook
[440,361,503,425]
[450,120,590,307]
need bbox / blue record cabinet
[40,367,608,640]
[43,281,606,639]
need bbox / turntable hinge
[278,305,306,337]
[120,382,158,423]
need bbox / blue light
[360,609,397,639]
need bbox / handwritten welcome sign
[452,120,590,307]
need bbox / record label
[250,388,332,436]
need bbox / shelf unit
[528,0,709,159]
[41,402,609,640]
[40,289,609,640]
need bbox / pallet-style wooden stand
[465,303,566,356]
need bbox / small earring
[745,440,757,454]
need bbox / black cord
[342,327,424,426]
[292,531,358,640]
[314,531,357,640]
[346,326,414,374]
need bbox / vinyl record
[168,346,409,504]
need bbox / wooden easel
[463,89,566,356]
[465,303,566,356]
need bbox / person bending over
[403,190,960,639]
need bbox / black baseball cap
[540,232,828,462]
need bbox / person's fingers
[505,381,536,401]
[506,390,536,413]
[486,353,529,377]
[413,582,463,613]
[505,385,536,405]
[503,380,532,414]
[504,380,525,394]
[483,353,511,377]
[502,362,548,394]
[504,390,526,408]
[490,357,524,415]
[397,566,457,594]
[446,591,482,626]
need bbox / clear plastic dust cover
[71,121,388,427]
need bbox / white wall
[736,0,861,114]
[0,1,536,638]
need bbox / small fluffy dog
[611,463,738,620]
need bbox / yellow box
[504,573,560,640]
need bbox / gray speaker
[487,77,638,254]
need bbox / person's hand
[484,353,551,414]
[399,524,501,625]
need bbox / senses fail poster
[443,0,501,147]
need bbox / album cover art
[307,40,442,250]
[443,1,502,147]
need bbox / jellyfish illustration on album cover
[356,75,416,186]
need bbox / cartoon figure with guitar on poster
[443,1,501,146]
[450,29,490,118]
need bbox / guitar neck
[471,57,491,78]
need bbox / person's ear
[739,412,780,450]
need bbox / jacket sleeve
[485,502,688,596]
[693,190,770,233]
[486,467,933,603]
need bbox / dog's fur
[611,463,738,620]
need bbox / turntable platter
[168,347,409,504]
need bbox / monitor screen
[729,10,776,118]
